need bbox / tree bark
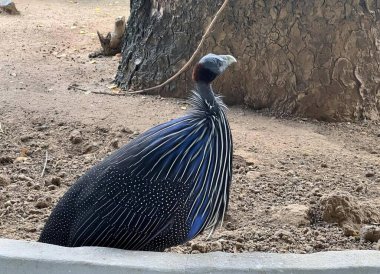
[116,0,380,121]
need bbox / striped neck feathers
[189,84,227,115]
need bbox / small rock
[342,224,358,237]
[304,245,313,252]
[360,225,380,243]
[36,124,49,131]
[313,241,324,249]
[0,174,11,186]
[35,199,50,209]
[39,142,49,149]
[209,241,223,251]
[33,184,41,190]
[225,222,236,231]
[17,174,33,182]
[20,135,33,142]
[14,157,28,163]
[274,229,294,244]
[48,185,56,191]
[235,242,244,250]
[83,143,99,154]
[0,156,13,165]
[29,209,43,215]
[24,226,37,233]
[311,188,320,196]
[58,172,67,178]
[355,185,364,192]
[375,240,380,251]
[234,151,254,166]
[111,139,119,149]
[45,176,61,187]
[4,200,12,207]
[271,204,310,227]
[51,176,61,186]
[120,127,133,134]
[69,130,83,144]
[321,163,328,168]
[365,172,375,178]
[97,126,109,133]
[191,242,207,253]
[19,147,30,157]
[246,171,261,180]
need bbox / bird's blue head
[192,53,237,84]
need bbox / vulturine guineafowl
[39,53,237,251]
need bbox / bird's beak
[220,55,237,66]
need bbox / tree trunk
[116,0,380,121]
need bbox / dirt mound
[312,191,380,236]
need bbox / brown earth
[1,0,380,254]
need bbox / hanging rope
[124,0,230,94]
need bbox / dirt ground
[1,0,380,254]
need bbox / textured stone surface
[271,204,310,227]
[116,0,380,121]
[1,238,380,274]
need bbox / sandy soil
[1,0,380,254]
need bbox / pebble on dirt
[16,174,33,182]
[45,176,61,187]
[35,198,51,209]
[0,174,11,186]
[69,130,83,144]
[191,242,207,253]
[365,172,375,178]
[20,135,34,142]
[360,225,380,243]
[210,241,223,251]
[110,139,119,149]
[83,142,99,154]
[0,156,13,165]
[120,127,134,134]
[271,204,310,227]
[274,229,295,244]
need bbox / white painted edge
[0,238,379,274]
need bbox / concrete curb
[0,238,379,274]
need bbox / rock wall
[116,0,380,121]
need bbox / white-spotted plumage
[39,54,235,251]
